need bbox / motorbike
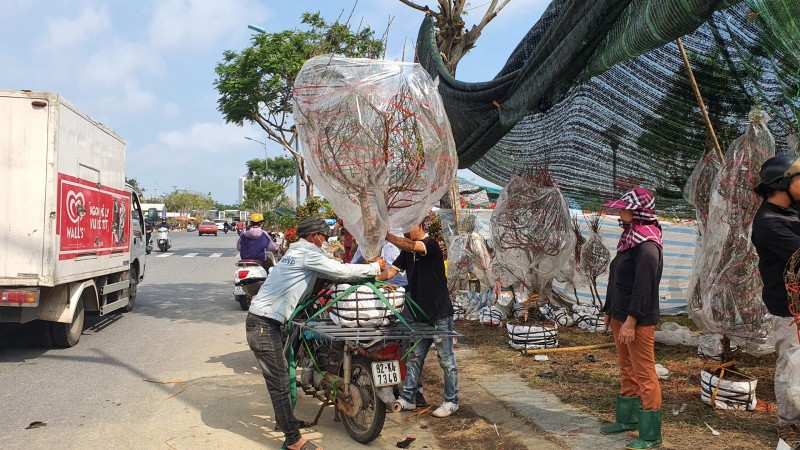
[233,260,269,310]
[186,223,196,232]
[156,227,172,252]
[145,230,153,255]
[287,286,407,444]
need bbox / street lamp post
[245,136,270,215]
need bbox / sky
[0,0,549,205]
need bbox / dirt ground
[416,320,780,450]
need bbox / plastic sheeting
[688,108,775,355]
[293,55,457,260]
[416,2,798,216]
[490,174,575,296]
[329,284,406,328]
[446,231,492,292]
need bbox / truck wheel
[51,300,85,348]
[236,295,250,311]
[122,267,138,313]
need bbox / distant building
[238,175,247,205]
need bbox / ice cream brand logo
[282,256,296,266]
[66,190,85,224]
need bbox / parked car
[198,221,218,236]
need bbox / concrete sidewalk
[460,348,631,449]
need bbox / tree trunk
[399,0,510,76]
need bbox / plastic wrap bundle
[479,306,504,326]
[506,322,558,350]
[540,303,574,327]
[683,150,721,234]
[453,296,469,321]
[688,108,775,355]
[293,55,457,260]
[697,334,740,361]
[700,369,757,411]
[654,322,699,346]
[447,234,472,292]
[467,231,492,289]
[452,289,493,321]
[447,232,492,292]
[578,214,610,307]
[573,304,605,333]
[779,347,800,410]
[512,300,527,319]
[329,283,405,328]
[783,249,800,340]
[490,172,576,296]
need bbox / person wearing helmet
[237,213,278,269]
[245,218,386,450]
[599,187,664,450]
[751,154,800,449]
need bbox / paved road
[0,231,439,450]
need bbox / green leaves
[214,11,385,126]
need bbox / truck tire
[122,267,138,313]
[51,300,85,348]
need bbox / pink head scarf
[602,187,662,252]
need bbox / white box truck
[0,90,150,347]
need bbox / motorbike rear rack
[291,319,461,343]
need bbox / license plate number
[371,360,401,387]
[234,285,244,295]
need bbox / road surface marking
[209,253,223,258]
[183,253,199,258]
[156,253,174,258]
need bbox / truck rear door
[0,94,49,283]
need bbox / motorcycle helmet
[757,155,800,193]
[250,213,264,223]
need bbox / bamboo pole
[451,181,460,233]
[521,342,615,356]
[677,37,725,164]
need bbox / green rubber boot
[626,409,662,449]
[600,395,641,434]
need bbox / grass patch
[453,318,779,449]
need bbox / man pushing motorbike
[246,217,385,450]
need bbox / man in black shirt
[379,222,459,418]
[751,154,800,449]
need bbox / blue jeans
[401,316,459,404]
[245,313,301,447]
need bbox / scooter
[233,260,269,310]
[156,227,172,252]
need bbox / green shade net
[417,0,799,215]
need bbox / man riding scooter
[237,213,279,268]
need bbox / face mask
[618,218,631,229]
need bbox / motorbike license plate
[371,360,401,387]
[234,285,245,295]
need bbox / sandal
[286,438,322,450]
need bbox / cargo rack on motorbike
[291,318,461,343]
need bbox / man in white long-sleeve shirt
[246,218,385,450]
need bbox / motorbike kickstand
[313,399,332,426]
[333,401,341,423]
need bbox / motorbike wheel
[341,359,386,444]
[146,245,152,255]
[159,243,167,252]
[236,295,250,311]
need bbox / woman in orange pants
[600,187,664,449]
